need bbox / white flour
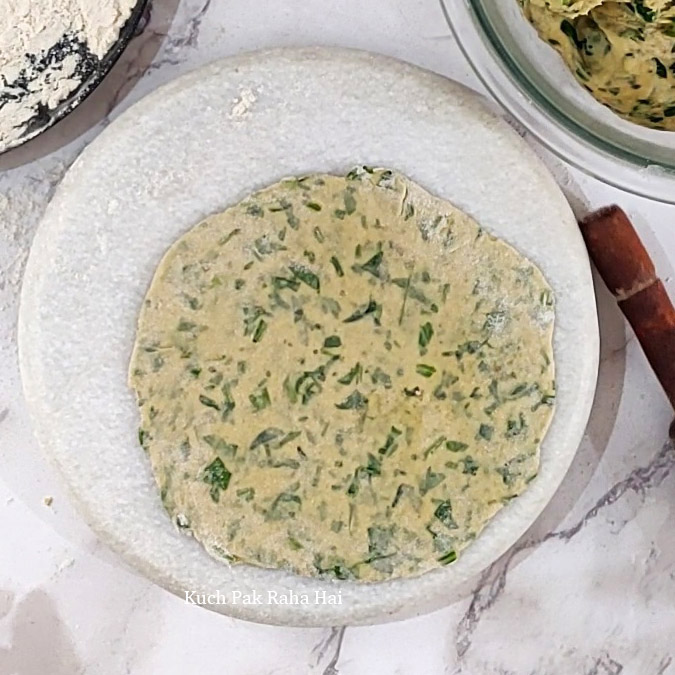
[0,0,137,153]
[228,87,259,119]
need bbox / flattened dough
[129,168,556,582]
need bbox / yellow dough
[520,0,675,130]
[129,168,556,582]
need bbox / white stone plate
[18,48,599,626]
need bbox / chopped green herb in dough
[202,458,232,503]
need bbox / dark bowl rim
[1,0,150,155]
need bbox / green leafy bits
[434,500,458,529]
[266,493,302,521]
[245,204,264,217]
[423,435,446,459]
[478,424,494,441]
[253,235,287,257]
[367,525,395,561]
[654,58,667,79]
[376,170,394,187]
[243,305,270,339]
[630,0,655,21]
[289,358,337,405]
[453,341,484,359]
[290,264,320,292]
[508,383,537,400]
[320,298,341,318]
[506,413,528,438]
[343,299,381,324]
[346,165,374,180]
[461,456,479,476]
[416,364,436,378]
[338,362,363,385]
[203,435,238,457]
[419,322,434,351]
[199,394,220,411]
[323,335,342,348]
[358,251,384,278]
[540,290,554,307]
[202,458,232,503]
[344,190,357,215]
[347,455,382,496]
[335,390,369,410]
[419,468,446,496]
[177,319,197,332]
[252,319,268,343]
[392,483,414,508]
[250,427,301,450]
[532,393,556,411]
[370,367,392,389]
[438,550,457,565]
[445,440,468,453]
[138,428,148,449]
[378,426,403,456]
[273,276,300,291]
[218,228,241,245]
[249,387,271,411]
[330,256,345,277]
[221,385,236,419]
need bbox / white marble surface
[0,0,674,673]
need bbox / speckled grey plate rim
[0,0,148,155]
[18,47,599,627]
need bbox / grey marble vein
[553,438,675,542]
[599,334,634,365]
[141,0,213,71]
[311,626,342,667]
[456,438,675,658]
[0,408,8,425]
[656,655,673,675]
[456,548,518,657]
[72,0,213,137]
[586,654,623,674]
[173,0,212,50]
[321,626,346,675]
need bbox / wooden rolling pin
[579,206,675,439]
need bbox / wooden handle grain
[580,206,656,300]
[579,206,675,438]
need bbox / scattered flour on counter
[0,0,137,152]
[0,161,68,314]
[56,558,76,575]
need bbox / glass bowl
[441,0,675,204]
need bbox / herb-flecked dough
[129,168,557,582]
[520,0,675,130]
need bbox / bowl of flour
[0,0,148,154]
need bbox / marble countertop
[1,0,674,673]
